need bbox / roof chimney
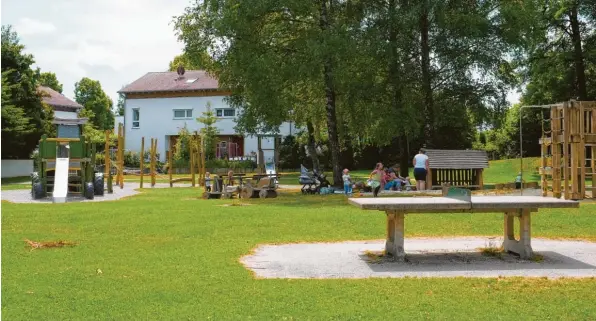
[177,65,185,78]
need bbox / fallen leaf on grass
[24,239,77,250]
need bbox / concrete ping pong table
[349,189,579,260]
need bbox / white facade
[1,159,33,178]
[114,116,124,133]
[124,95,297,161]
[54,110,79,119]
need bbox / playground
[2,102,596,319]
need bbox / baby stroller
[299,165,331,194]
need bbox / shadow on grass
[359,251,595,272]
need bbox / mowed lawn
[2,188,596,320]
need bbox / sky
[1,0,192,107]
[1,0,521,108]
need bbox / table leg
[385,210,405,261]
[502,209,534,259]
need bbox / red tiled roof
[118,70,220,94]
[37,86,83,110]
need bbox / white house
[114,115,124,133]
[118,70,296,163]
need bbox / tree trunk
[389,0,409,177]
[339,118,354,169]
[569,4,587,100]
[419,0,434,147]
[306,121,320,172]
[399,136,410,178]
[319,0,343,187]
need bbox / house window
[173,109,193,119]
[132,108,140,128]
[216,108,235,117]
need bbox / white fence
[1,159,33,178]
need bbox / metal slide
[52,144,70,203]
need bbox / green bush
[204,159,256,170]
[123,151,141,168]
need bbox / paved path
[1,184,141,203]
[0,182,196,204]
[241,237,596,279]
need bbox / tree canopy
[171,0,595,176]
[74,77,115,131]
[39,72,63,93]
[1,25,54,159]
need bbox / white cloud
[13,17,57,35]
[1,0,191,105]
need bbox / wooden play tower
[539,100,596,200]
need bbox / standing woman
[413,148,429,191]
[369,162,384,197]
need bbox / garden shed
[424,149,489,190]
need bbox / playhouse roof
[425,149,489,169]
[38,86,83,110]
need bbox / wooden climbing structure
[539,100,596,200]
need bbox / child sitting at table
[227,170,235,186]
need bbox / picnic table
[348,189,579,260]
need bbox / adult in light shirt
[413,148,429,191]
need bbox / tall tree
[1,25,53,159]
[39,71,63,93]
[116,84,127,116]
[520,0,595,103]
[168,51,214,71]
[74,77,115,130]
[318,0,343,186]
[196,102,220,160]
[175,0,353,185]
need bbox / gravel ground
[241,237,596,279]
[0,182,197,204]
[1,184,141,204]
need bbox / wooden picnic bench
[348,190,579,260]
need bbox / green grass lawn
[1,176,30,190]
[2,188,596,320]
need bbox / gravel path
[1,184,142,203]
[241,237,596,279]
[0,182,195,204]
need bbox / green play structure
[31,118,106,202]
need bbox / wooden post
[569,102,579,199]
[562,102,570,199]
[191,139,196,187]
[169,144,173,188]
[104,130,110,177]
[140,137,145,188]
[257,136,264,174]
[197,137,203,186]
[551,107,560,198]
[200,136,205,187]
[426,169,432,190]
[478,169,484,190]
[151,138,157,186]
[120,126,124,189]
[151,138,157,187]
[541,134,548,197]
[116,123,124,189]
[115,127,120,188]
[579,101,586,199]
